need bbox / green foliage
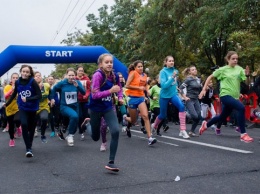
[51,0,259,78]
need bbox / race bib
[65,92,77,104]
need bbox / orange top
[125,70,147,97]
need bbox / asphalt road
[0,123,259,194]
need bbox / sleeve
[116,75,123,101]
[4,85,13,99]
[50,81,62,100]
[26,79,42,101]
[84,78,91,100]
[77,81,86,95]
[160,70,175,89]
[91,72,111,100]
[179,78,190,95]
[5,81,18,107]
[212,67,223,80]
[239,67,246,81]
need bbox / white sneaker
[122,114,128,126]
[34,128,38,137]
[210,124,217,130]
[80,134,85,141]
[179,130,190,139]
[122,126,127,132]
[151,123,156,134]
[66,135,74,146]
[2,128,8,132]
[100,143,106,152]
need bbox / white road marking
[131,129,253,154]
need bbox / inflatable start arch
[0,45,128,78]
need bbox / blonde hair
[97,53,113,64]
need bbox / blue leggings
[207,95,246,133]
[60,105,79,135]
[158,95,185,120]
[90,109,119,161]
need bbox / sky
[0,0,115,83]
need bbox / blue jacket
[50,79,85,108]
[159,67,179,98]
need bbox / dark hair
[76,65,84,71]
[19,64,35,77]
[128,60,143,73]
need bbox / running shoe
[235,127,241,133]
[57,130,65,140]
[80,133,85,141]
[210,124,217,131]
[151,123,156,134]
[140,127,147,134]
[66,135,74,146]
[100,143,106,152]
[105,162,119,172]
[156,132,162,136]
[121,126,127,132]
[163,125,169,132]
[188,131,199,137]
[81,118,90,129]
[17,127,22,137]
[148,137,157,145]
[34,128,38,137]
[126,128,131,138]
[9,139,15,147]
[199,121,207,135]
[41,135,47,143]
[179,130,190,139]
[122,114,127,126]
[215,128,221,135]
[50,131,55,137]
[25,149,33,158]
[240,133,254,143]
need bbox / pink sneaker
[17,127,22,137]
[199,121,208,135]
[9,139,15,147]
[240,133,254,143]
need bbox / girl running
[179,65,202,137]
[124,61,157,145]
[50,68,85,146]
[88,53,123,172]
[199,51,254,143]
[151,56,190,139]
[4,73,21,147]
[5,65,42,157]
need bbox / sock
[179,112,186,131]
[154,117,162,129]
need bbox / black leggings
[7,111,21,139]
[20,110,37,150]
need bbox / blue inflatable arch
[0,45,128,78]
